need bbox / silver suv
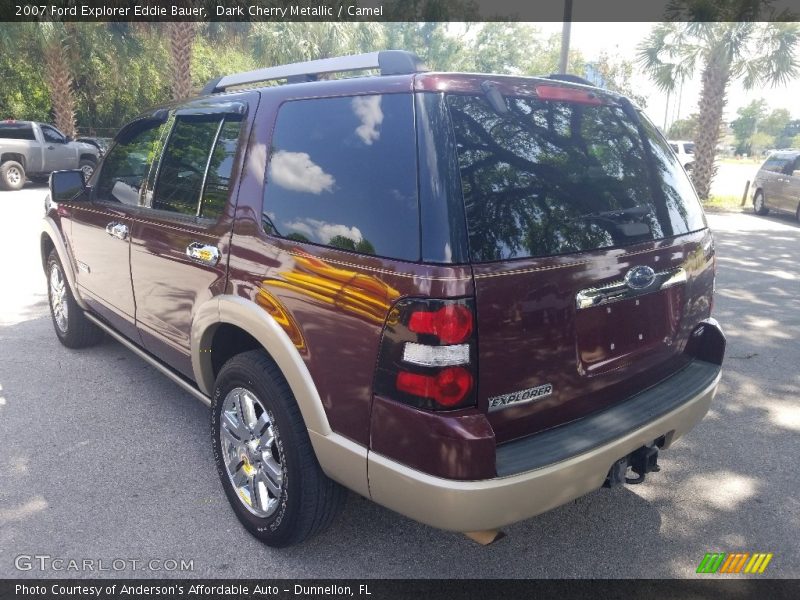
[751,150,800,221]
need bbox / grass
[703,194,747,211]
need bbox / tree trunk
[692,51,730,200]
[42,35,77,138]
[168,21,195,101]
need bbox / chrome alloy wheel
[754,193,765,213]
[49,263,69,333]
[6,165,22,186]
[80,164,94,180]
[220,387,284,518]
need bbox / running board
[84,313,212,407]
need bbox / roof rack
[201,50,428,95]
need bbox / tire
[684,162,694,173]
[79,159,96,181]
[753,190,769,216]
[46,249,103,348]
[0,160,25,191]
[211,350,346,547]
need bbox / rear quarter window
[446,93,706,262]
[262,94,419,261]
[0,123,35,140]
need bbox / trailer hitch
[604,442,661,488]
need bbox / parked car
[42,51,725,547]
[0,120,100,190]
[668,139,696,171]
[75,136,112,156]
[751,149,800,220]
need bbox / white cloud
[352,95,384,145]
[285,218,363,244]
[269,150,334,194]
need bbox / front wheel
[753,191,769,216]
[0,160,25,191]
[46,250,103,348]
[79,159,96,181]
[211,350,346,547]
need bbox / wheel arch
[191,295,332,436]
[1,153,26,170]
[41,216,88,310]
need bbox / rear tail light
[374,298,477,411]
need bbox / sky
[528,22,800,130]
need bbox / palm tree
[638,21,799,200]
[168,21,195,101]
[0,22,78,136]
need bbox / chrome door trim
[105,221,129,240]
[186,241,221,266]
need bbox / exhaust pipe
[464,530,506,545]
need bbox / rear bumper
[367,361,720,533]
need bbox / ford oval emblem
[624,266,656,290]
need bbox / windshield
[446,92,706,262]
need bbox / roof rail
[201,50,428,95]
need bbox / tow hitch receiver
[604,443,661,488]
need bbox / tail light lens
[374,298,477,411]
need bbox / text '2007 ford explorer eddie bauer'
[42,51,725,547]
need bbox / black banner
[2,579,800,600]
[1,0,799,23]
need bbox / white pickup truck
[0,120,100,191]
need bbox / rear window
[446,93,706,262]
[262,94,419,261]
[0,123,35,140]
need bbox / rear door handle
[186,242,220,266]
[105,222,129,240]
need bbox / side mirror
[50,169,87,203]
[64,135,73,143]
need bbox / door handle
[186,242,220,266]
[47,145,55,150]
[105,222,129,240]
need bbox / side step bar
[84,313,211,407]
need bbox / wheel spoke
[239,390,258,431]
[253,411,271,438]
[222,409,248,442]
[228,457,248,488]
[262,456,283,496]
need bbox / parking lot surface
[0,185,798,578]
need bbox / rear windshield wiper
[573,205,652,222]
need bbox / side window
[262,94,419,261]
[198,118,243,220]
[148,116,242,219]
[669,143,679,153]
[95,120,168,206]
[41,126,65,143]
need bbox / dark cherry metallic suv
[42,51,725,547]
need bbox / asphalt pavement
[0,185,798,578]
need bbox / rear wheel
[753,190,769,216]
[46,249,103,348]
[0,160,25,191]
[211,350,346,547]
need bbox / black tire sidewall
[46,251,73,343]
[211,356,304,545]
